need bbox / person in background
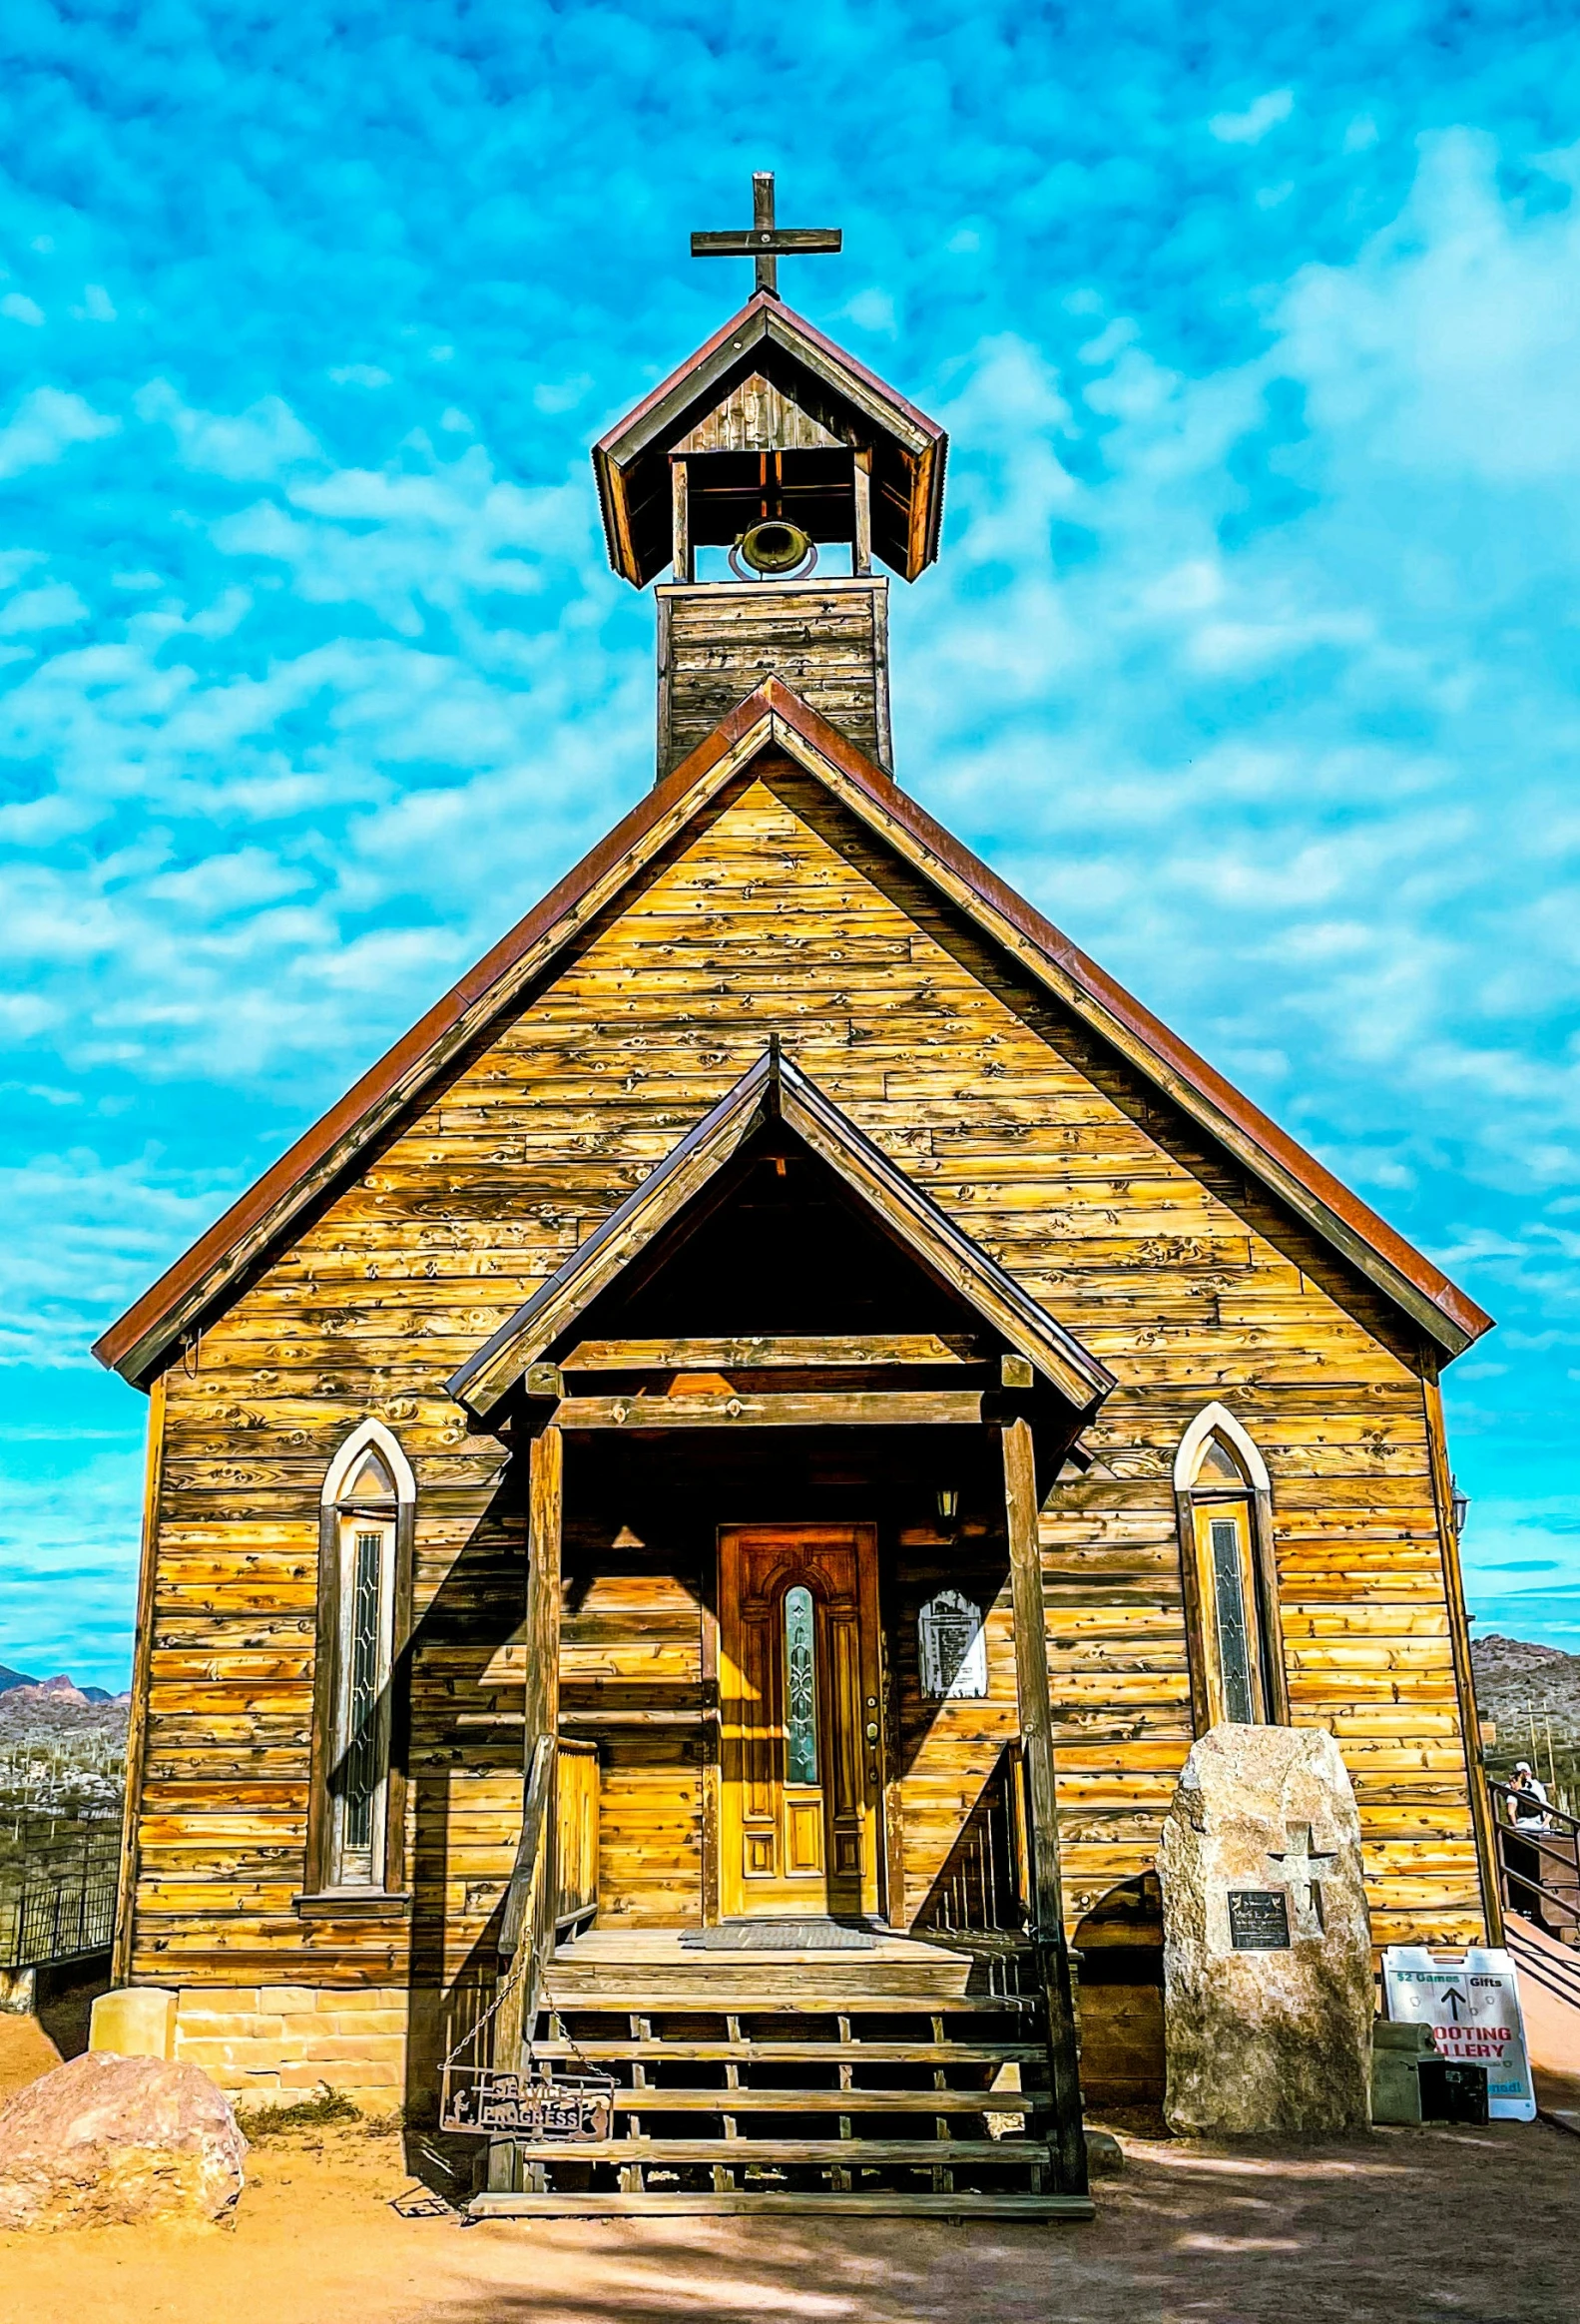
[1508,1761,1550,1826]
[1503,1760,1552,1929]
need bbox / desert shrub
[236,2082,360,2138]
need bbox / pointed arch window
[303,1421,416,1906]
[1174,1405,1285,1733]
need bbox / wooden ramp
[469,1927,1094,2221]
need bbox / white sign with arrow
[1381,1946,1536,2120]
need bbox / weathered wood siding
[559,1566,704,1928]
[129,751,1483,1989]
[886,1544,1020,1930]
[657,581,891,777]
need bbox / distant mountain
[0,1682,129,1747]
[1472,1632,1580,1752]
[0,1666,126,1705]
[0,1667,131,1738]
[18,1674,90,1706]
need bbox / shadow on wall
[390,1462,529,2193]
[33,1956,111,2061]
[1074,1874,1165,2115]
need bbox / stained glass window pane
[347,1449,395,1500]
[343,1528,383,1851]
[785,1585,818,1786]
[1210,1516,1256,1724]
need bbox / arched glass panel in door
[784,1584,818,1785]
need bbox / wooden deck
[544,1925,1030,2010]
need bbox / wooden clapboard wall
[557,1561,705,1929]
[128,749,1483,1989]
[657,581,892,777]
[886,1540,1020,1931]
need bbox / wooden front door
[718,1523,881,1921]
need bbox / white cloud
[134,379,322,479]
[532,375,591,414]
[0,582,90,635]
[844,288,897,336]
[1281,133,1580,482]
[1,292,45,326]
[1209,88,1295,145]
[0,1150,232,1367]
[0,385,119,478]
[900,128,1580,1259]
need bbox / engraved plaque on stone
[1228,1888,1292,1951]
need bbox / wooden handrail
[1488,1779,1580,1934]
[490,1734,600,2086]
[1003,1417,1088,2199]
[499,1732,556,1962]
[1489,1777,1580,1840]
[489,1731,559,2124]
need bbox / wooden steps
[486,2134,1056,2164]
[532,2036,1046,2065]
[471,1926,1090,2219]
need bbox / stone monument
[1158,1723,1373,2134]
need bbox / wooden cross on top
[691,173,841,298]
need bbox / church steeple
[592,175,947,778]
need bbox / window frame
[1173,1404,1287,1736]
[327,1506,399,1887]
[303,1421,416,1905]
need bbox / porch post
[1003,1416,1088,2196]
[523,1424,564,1747]
[488,1424,564,2195]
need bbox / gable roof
[93,676,1492,1388]
[593,291,947,587]
[446,1040,1115,1422]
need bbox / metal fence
[0,1824,119,1971]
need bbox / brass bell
[732,517,816,577]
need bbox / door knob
[865,1721,878,1741]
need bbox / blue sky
[3,2,1580,1688]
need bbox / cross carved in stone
[691,173,842,297]
[1267,1823,1337,1932]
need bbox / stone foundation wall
[172,1986,410,2113]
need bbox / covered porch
[441,1045,1112,2211]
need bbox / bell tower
[593,174,948,779]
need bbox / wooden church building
[97,181,1497,2216]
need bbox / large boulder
[1158,1723,1373,2135]
[0,2050,247,2228]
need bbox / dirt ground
[2,2006,1577,2324]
